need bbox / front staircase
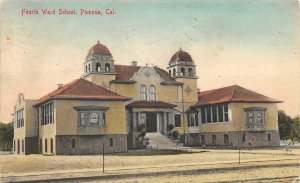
[145,132,177,149]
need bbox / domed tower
[82,41,116,89]
[167,48,198,104]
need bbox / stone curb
[1,161,299,183]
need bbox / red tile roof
[35,79,130,106]
[126,101,177,108]
[193,85,282,107]
[112,65,183,85]
[170,49,193,63]
[86,43,111,58]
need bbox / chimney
[57,84,64,89]
[131,61,137,66]
[197,88,201,100]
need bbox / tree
[278,111,300,144]
[291,117,300,142]
[0,122,14,151]
[278,110,293,140]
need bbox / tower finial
[97,40,100,44]
[179,47,182,51]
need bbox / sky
[0,0,299,122]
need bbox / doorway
[146,113,157,132]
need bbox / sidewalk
[1,157,299,182]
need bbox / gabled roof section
[111,64,183,85]
[193,85,282,107]
[35,79,130,106]
[126,101,177,108]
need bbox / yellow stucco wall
[84,73,116,90]
[14,96,38,138]
[54,100,127,135]
[199,103,278,133]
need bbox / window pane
[206,106,211,123]
[102,113,106,126]
[89,112,99,125]
[80,112,85,125]
[218,104,224,122]
[201,107,206,123]
[212,105,218,122]
[175,114,181,127]
[224,104,228,121]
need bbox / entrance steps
[145,132,177,149]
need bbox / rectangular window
[109,138,114,147]
[102,112,106,126]
[268,133,271,141]
[206,106,211,123]
[50,138,53,153]
[45,139,47,153]
[174,114,181,127]
[218,104,224,122]
[16,109,24,128]
[242,133,246,142]
[201,135,205,145]
[244,108,266,130]
[40,139,42,153]
[89,112,99,125]
[212,135,216,145]
[195,113,199,126]
[224,134,229,145]
[201,108,206,123]
[80,112,85,125]
[41,102,54,125]
[212,105,218,122]
[224,104,228,122]
[22,140,24,152]
[72,139,76,148]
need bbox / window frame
[41,102,54,126]
[149,85,156,101]
[244,107,267,130]
[174,114,181,127]
[74,106,109,127]
[140,85,147,101]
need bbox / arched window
[149,85,156,101]
[140,85,147,101]
[169,70,171,75]
[173,68,176,77]
[88,63,91,72]
[181,68,185,76]
[109,138,114,147]
[105,63,110,72]
[96,63,101,72]
[188,68,193,77]
[85,65,88,73]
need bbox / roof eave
[34,96,131,107]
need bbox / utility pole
[238,138,241,164]
[102,143,105,173]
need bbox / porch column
[163,112,168,133]
[137,112,141,129]
[156,113,160,132]
[133,112,137,133]
[169,113,174,126]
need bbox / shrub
[167,124,174,131]
[172,130,179,139]
[139,128,146,137]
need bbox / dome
[169,49,193,64]
[86,42,112,58]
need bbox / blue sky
[0,0,299,122]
